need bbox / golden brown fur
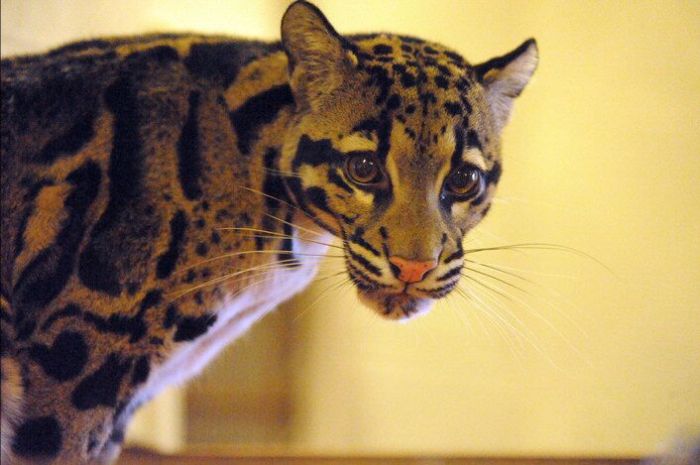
[0,2,536,463]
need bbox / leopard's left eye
[444,165,484,199]
[345,152,384,185]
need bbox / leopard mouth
[356,288,435,320]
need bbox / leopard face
[279,1,538,319]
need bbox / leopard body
[0,2,537,463]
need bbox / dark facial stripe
[328,169,353,193]
[486,160,502,185]
[13,162,101,316]
[415,281,457,297]
[349,228,380,257]
[284,177,337,233]
[466,129,482,151]
[375,117,392,163]
[38,110,97,163]
[443,245,464,264]
[472,161,502,206]
[305,187,334,215]
[436,266,461,282]
[177,91,203,200]
[450,127,465,172]
[292,135,344,170]
[346,262,390,291]
[229,84,294,154]
[347,247,382,277]
[156,210,187,280]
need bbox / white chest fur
[134,221,332,409]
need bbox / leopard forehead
[328,34,498,167]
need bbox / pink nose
[388,256,438,284]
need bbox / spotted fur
[0,2,537,463]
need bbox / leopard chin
[356,289,435,321]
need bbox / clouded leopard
[0,1,537,463]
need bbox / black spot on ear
[173,314,217,342]
[71,354,132,410]
[12,416,62,458]
[29,331,88,381]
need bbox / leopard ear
[473,39,538,132]
[281,1,355,110]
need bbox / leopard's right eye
[345,153,383,185]
[444,164,485,200]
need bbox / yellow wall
[286,0,700,457]
[2,0,699,457]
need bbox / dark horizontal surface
[119,448,641,465]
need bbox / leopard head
[279,1,538,320]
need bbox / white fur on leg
[1,355,24,464]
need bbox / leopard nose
[388,256,438,283]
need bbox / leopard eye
[444,165,484,199]
[345,152,383,185]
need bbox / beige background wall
[2,0,699,458]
